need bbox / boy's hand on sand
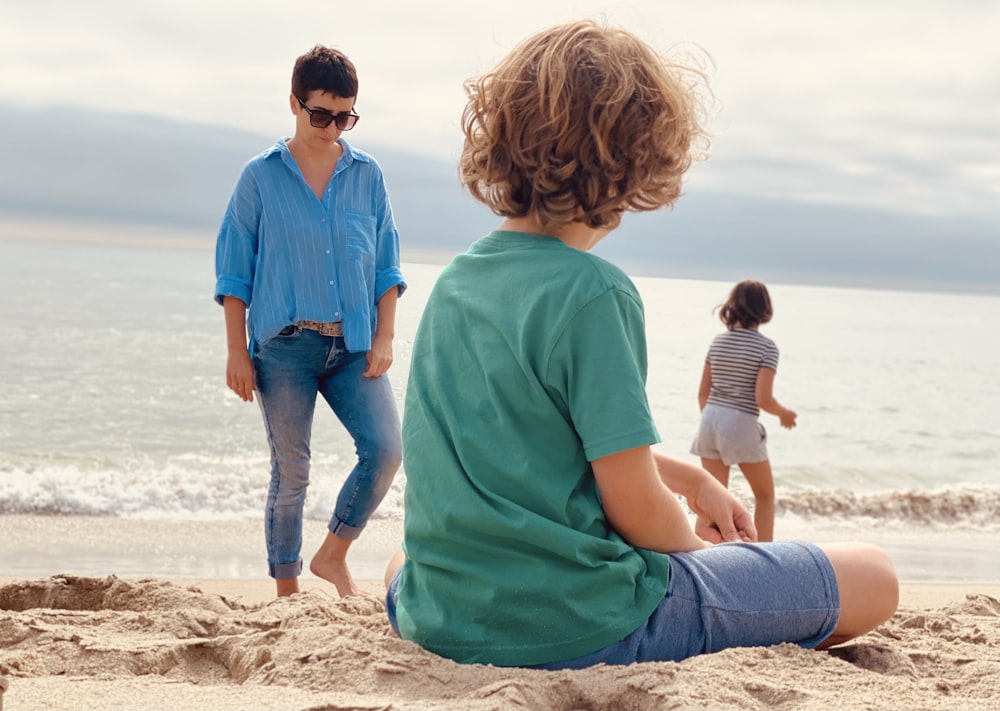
[780,409,797,429]
[226,351,255,402]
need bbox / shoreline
[0,514,405,583]
[2,513,997,585]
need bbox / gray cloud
[0,0,997,242]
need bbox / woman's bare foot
[310,532,363,597]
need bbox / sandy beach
[1,516,999,710]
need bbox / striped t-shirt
[705,327,779,416]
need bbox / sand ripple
[1,575,999,710]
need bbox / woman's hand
[222,296,254,402]
[364,331,394,378]
[365,286,399,378]
[226,349,255,402]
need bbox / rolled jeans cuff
[272,559,304,580]
[330,517,365,541]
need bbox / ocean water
[1,236,998,582]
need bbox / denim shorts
[386,541,839,668]
[690,403,769,465]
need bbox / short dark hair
[717,280,773,329]
[291,45,358,101]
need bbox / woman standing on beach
[690,279,796,542]
[215,45,405,598]
[384,19,897,669]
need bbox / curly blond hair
[460,19,710,234]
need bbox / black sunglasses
[296,97,360,131]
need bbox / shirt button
[329,280,335,285]
[326,249,331,254]
[322,218,327,223]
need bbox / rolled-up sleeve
[372,170,406,301]
[214,166,261,306]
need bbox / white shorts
[690,403,768,466]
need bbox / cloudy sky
[3,0,998,227]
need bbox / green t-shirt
[397,230,671,666]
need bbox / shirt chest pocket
[344,212,376,269]
[343,211,377,292]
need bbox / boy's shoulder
[567,247,640,302]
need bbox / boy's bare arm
[592,446,710,553]
[652,452,758,543]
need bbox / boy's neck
[500,217,611,252]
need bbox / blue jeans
[253,327,401,579]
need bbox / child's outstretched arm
[755,367,797,429]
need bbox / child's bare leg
[815,542,898,648]
[275,577,300,597]
[384,548,405,589]
[700,457,730,487]
[738,460,775,542]
[310,532,362,597]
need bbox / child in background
[385,19,896,669]
[691,280,796,542]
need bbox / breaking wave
[776,486,1000,529]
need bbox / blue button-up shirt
[214,138,406,354]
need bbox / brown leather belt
[297,320,344,336]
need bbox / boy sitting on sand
[384,19,898,668]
